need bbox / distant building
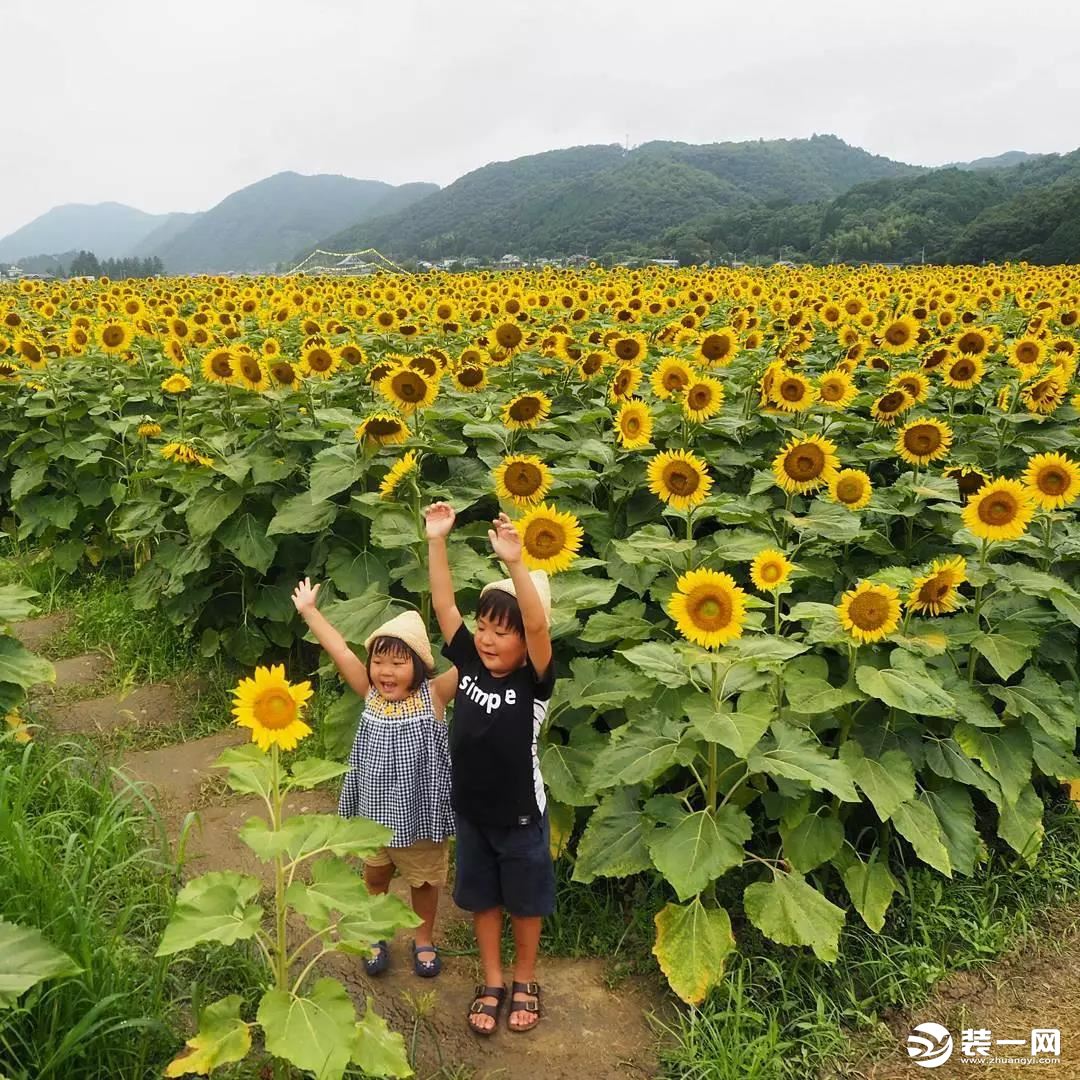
[498,254,523,269]
[565,254,589,267]
[650,258,679,268]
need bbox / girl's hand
[488,512,523,564]
[291,577,321,616]
[425,501,456,539]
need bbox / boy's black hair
[366,635,426,691]
[476,588,525,637]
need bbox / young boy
[425,501,556,1036]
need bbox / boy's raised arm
[490,514,553,677]
[291,578,370,697]
[425,502,464,645]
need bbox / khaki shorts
[365,839,449,887]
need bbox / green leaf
[941,676,1002,728]
[240,814,391,864]
[541,735,600,808]
[748,723,859,802]
[838,742,915,822]
[1049,588,1080,628]
[580,599,655,644]
[785,673,863,715]
[779,812,844,873]
[922,781,981,877]
[351,999,413,1078]
[266,492,339,537]
[0,921,81,1008]
[971,632,1035,680]
[156,872,264,956]
[10,462,47,502]
[685,694,772,758]
[213,744,273,799]
[724,635,809,664]
[325,547,390,599]
[257,979,356,1080]
[0,636,54,692]
[558,657,656,712]
[0,584,40,623]
[990,669,1078,745]
[617,642,692,688]
[996,782,1045,864]
[588,717,691,791]
[314,591,403,648]
[309,445,364,502]
[288,758,349,790]
[164,995,251,1077]
[953,722,1032,805]
[186,485,244,538]
[552,573,619,612]
[648,806,752,900]
[743,871,845,962]
[612,525,695,565]
[840,853,897,933]
[652,899,735,1005]
[889,799,952,876]
[218,513,278,574]
[572,788,653,884]
[321,686,363,760]
[855,665,955,718]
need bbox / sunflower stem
[270,745,289,994]
[1041,513,1055,571]
[966,539,990,683]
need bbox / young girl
[291,578,458,977]
[425,504,556,1036]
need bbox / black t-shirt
[442,622,556,827]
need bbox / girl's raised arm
[425,502,464,644]
[291,578,370,697]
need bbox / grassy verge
[655,797,1080,1080]
[0,736,264,1079]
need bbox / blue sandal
[413,941,441,978]
[365,940,389,976]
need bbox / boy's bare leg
[470,907,505,1032]
[364,862,394,895]
[509,914,542,1031]
[410,883,439,950]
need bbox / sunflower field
[3,264,1080,1005]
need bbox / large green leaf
[0,584,40,624]
[266,492,339,537]
[165,994,251,1077]
[309,445,365,502]
[541,732,600,807]
[990,669,1078,745]
[953,722,1032,806]
[0,921,81,1007]
[288,758,349,790]
[213,744,273,799]
[685,694,772,758]
[558,657,656,712]
[186,485,244,538]
[743,871,845,962]
[648,806,752,900]
[996,782,1044,864]
[971,631,1035,680]
[779,811,844,873]
[218,513,278,574]
[314,591,404,648]
[258,979,356,1080]
[572,787,653,884]
[587,716,694,792]
[0,636,54,691]
[889,799,952,876]
[855,665,955,717]
[838,742,915,822]
[617,642,692,688]
[351,999,413,1078]
[922,780,981,877]
[839,852,898,932]
[579,599,655,645]
[325,547,390,599]
[156,872,264,956]
[612,525,695,565]
[240,814,391,864]
[748,723,859,802]
[652,899,735,1005]
[785,673,863,716]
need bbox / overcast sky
[4,0,1079,238]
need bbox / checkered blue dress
[338,679,454,846]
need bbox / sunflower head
[378,450,419,501]
[355,412,408,447]
[838,581,901,644]
[817,369,856,409]
[231,664,314,752]
[870,388,914,425]
[695,328,739,366]
[616,399,654,450]
[828,468,872,511]
[907,556,967,616]
[896,418,952,466]
[668,568,746,648]
[962,477,1036,542]
[773,435,840,495]
[515,503,583,573]
[750,549,793,593]
[1023,452,1080,511]
[683,376,725,422]
[647,449,713,511]
[501,391,552,430]
[771,372,816,412]
[379,366,438,414]
[494,454,553,507]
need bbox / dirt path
[856,908,1080,1079]
[16,611,665,1079]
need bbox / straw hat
[480,570,552,625]
[364,610,435,673]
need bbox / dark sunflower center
[780,379,804,402]
[979,493,1017,525]
[957,332,985,355]
[920,577,951,603]
[689,587,732,630]
[458,366,483,386]
[905,425,941,454]
[271,362,296,384]
[525,520,564,558]
[663,463,700,495]
[688,386,712,409]
[510,396,541,421]
[785,444,825,481]
[369,363,392,383]
[211,354,234,377]
[1037,467,1068,494]
[103,326,125,347]
[878,391,907,413]
[506,463,542,496]
[848,591,890,631]
[367,418,402,437]
[392,372,425,400]
[663,369,689,391]
[1016,342,1039,363]
[308,349,333,372]
[885,323,911,345]
[623,414,642,435]
[760,562,782,583]
[496,324,523,349]
[820,379,843,401]
[615,340,641,362]
[836,475,864,503]
[241,358,262,382]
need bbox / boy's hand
[488,512,523,564]
[291,577,321,616]
[425,501,456,539]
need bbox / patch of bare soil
[46,682,180,735]
[858,907,1080,1079]
[31,651,113,699]
[9,611,71,652]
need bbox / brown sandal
[507,980,541,1033]
[467,984,506,1037]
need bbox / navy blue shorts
[453,810,556,917]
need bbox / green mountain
[128,211,205,258]
[951,150,1039,171]
[149,173,439,273]
[0,202,170,263]
[318,135,919,260]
